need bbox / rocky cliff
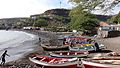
[30,8,70,18]
[30,8,70,27]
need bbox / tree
[68,12,99,33]
[34,19,48,27]
[69,0,120,13]
[108,12,120,24]
[68,5,99,31]
[67,0,119,35]
[115,12,120,23]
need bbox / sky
[0,0,119,19]
[0,0,72,18]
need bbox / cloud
[0,0,118,18]
[0,0,72,18]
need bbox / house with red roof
[98,22,120,38]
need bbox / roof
[100,22,109,26]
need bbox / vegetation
[34,19,48,27]
[67,0,120,35]
[69,0,120,13]
[54,15,70,25]
[68,11,99,34]
[0,23,5,29]
[13,18,31,29]
[108,12,120,24]
[67,3,99,34]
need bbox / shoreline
[3,30,58,68]
[2,30,120,68]
[0,30,39,62]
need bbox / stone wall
[98,30,120,38]
[108,31,120,37]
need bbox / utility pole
[60,1,62,8]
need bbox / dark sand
[96,37,120,53]
[1,30,120,68]
[1,30,60,68]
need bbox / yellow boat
[74,44,94,48]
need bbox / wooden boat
[81,57,120,68]
[41,44,69,51]
[69,43,105,51]
[69,44,95,51]
[63,36,91,45]
[29,55,78,68]
[49,51,89,58]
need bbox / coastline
[3,30,59,68]
[2,30,120,68]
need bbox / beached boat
[41,44,69,51]
[49,51,89,58]
[69,43,105,52]
[81,57,120,68]
[29,55,78,68]
[69,44,95,51]
[63,36,91,45]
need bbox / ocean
[0,30,39,62]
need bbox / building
[98,22,120,38]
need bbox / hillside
[30,9,112,27]
[30,8,70,27]
[0,8,113,29]
[0,18,29,29]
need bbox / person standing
[0,50,10,65]
[39,37,41,42]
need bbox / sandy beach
[1,30,120,68]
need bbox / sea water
[0,30,39,62]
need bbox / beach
[0,30,120,68]
[0,30,60,68]
[96,37,120,53]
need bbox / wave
[0,30,39,62]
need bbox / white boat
[49,51,89,58]
[81,57,120,68]
[29,55,78,68]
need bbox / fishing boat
[69,44,95,51]
[41,44,69,51]
[29,55,78,68]
[81,57,120,68]
[49,51,89,58]
[63,36,91,45]
[69,43,105,52]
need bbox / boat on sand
[69,44,95,51]
[29,55,78,68]
[69,43,105,51]
[41,43,69,51]
[81,57,120,68]
[49,51,89,58]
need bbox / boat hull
[36,64,77,68]
[69,44,105,52]
[29,56,78,68]
[81,59,120,68]
[41,44,69,51]
[69,46,95,52]
[50,51,88,58]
